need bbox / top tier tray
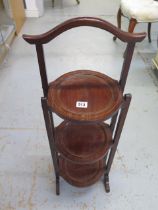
[48,70,123,122]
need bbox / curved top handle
[23,17,146,44]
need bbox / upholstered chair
[114,0,158,42]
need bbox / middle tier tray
[55,121,113,164]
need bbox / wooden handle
[23,17,146,44]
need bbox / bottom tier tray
[59,158,104,187]
[55,121,112,164]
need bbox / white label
[76,101,88,108]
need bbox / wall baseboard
[25,9,40,17]
[44,0,52,7]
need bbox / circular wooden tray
[55,121,113,164]
[59,158,104,187]
[48,70,123,122]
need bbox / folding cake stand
[23,17,146,195]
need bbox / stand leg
[41,97,60,195]
[104,154,110,192]
[76,0,80,4]
[104,174,110,193]
[105,94,132,192]
[56,176,60,195]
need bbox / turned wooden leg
[148,22,151,43]
[123,18,137,58]
[52,0,54,7]
[128,18,137,33]
[113,8,122,41]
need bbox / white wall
[3,0,12,18]
[25,0,44,17]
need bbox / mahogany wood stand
[23,17,146,195]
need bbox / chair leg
[128,18,137,33]
[113,8,122,41]
[104,94,132,192]
[41,97,60,195]
[76,0,80,4]
[148,23,151,43]
[122,18,137,58]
